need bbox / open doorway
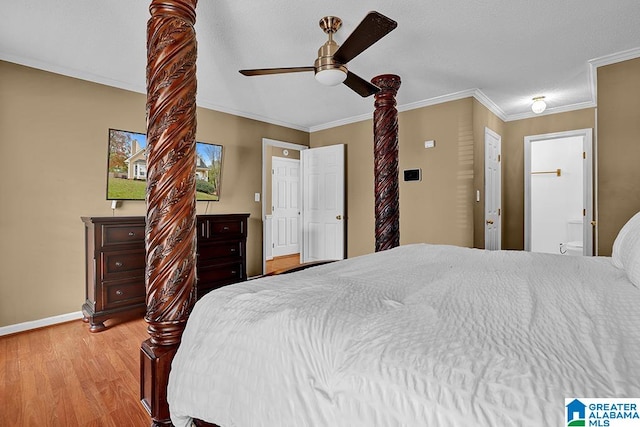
[261,139,347,274]
[524,129,593,256]
[262,138,308,274]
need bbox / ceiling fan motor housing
[315,39,347,74]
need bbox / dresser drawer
[210,219,243,236]
[198,261,244,286]
[198,240,243,263]
[103,280,146,309]
[101,249,146,281]
[102,223,145,247]
[199,217,246,239]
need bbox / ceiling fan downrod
[315,16,347,76]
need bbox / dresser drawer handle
[222,226,230,231]
[115,289,124,296]
[115,261,124,268]
[231,270,237,275]
[230,248,236,252]
[128,231,135,237]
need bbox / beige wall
[0,61,308,327]
[311,98,493,257]
[501,109,596,250]
[398,100,476,248]
[597,57,640,255]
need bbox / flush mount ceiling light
[531,96,547,114]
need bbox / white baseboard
[0,311,84,337]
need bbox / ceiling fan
[239,11,397,97]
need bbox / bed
[166,214,640,427]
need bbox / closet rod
[531,168,561,177]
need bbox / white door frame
[484,127,502,250]
[524,128,593,255]
[262,138,308,274]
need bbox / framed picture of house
[106,128,223,201]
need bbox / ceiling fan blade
[343,71,380,97]
[239,66,314,76]
[333,11,397,64]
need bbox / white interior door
[301,144,345,262]
[271,157,300,257]
[484,127,502,250]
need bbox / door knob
[336,215,342,220]
[486,220,494,225]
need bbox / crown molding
[309,89,508,132]
[588,46,640,68]
[588,47,640,106]
[195,98,309,132]
[1,53,147,95]
[505,100,596,122]
[471,89,508,121]
[308,111,372,132]
[397,89,476,113]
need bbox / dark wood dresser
[81,214,249,332]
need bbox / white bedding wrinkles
[167,244,640,427]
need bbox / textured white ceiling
[2,1,640,131]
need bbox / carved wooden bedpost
[372,74,401,252]
[140,1,198,426]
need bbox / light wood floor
[0,317,151,426]
[1,258,299,426]
[265,253,301,274]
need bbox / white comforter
[168,244,640,427]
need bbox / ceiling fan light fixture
[315,68,347,86]
[531,96,547,114]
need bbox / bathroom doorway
[524,129,593,256]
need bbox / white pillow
[611,211,640,287]
[611,211,640,269]
[623,234,640,287]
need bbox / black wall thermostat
[403,168,422,182]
